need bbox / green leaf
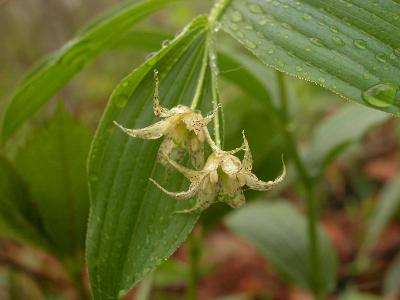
[15,105,92,257]
[1,0,175,142]
[224,201,337,294]
[220,0,400,115]
[384,251,400,297]
[307,104,388,173]
[86,16,215,300]
[0,156,46,247]
[363,177,400,250]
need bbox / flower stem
[276,72,322,300]
[186,227,202,300]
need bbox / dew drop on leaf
[330,26,339,33]
[248,3,262,13]
[362,82,398,108]
[310,37,323,47]
[354,39,367,49]
[162,40,171,47]
[295,66,303,72]
[375,53,387,63]
[394,48,400,57]
[244,40,257,49]
[231,11,243,22]
[115,96,128,108]
[258,17,268,25]
[303,13,312,20]
[363,73,370,80]
[332,36,345,46]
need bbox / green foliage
[0,156,46,247]
[2,0,400,299]
[307,104,389,173]
[384,251,400,297]
[86,16,216,300]
[1,0,175,142]
[221,0,400,115]
[15,105,92,258]
[225,201,337,294]
[363,177,400,250]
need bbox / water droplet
[248,3,262,13]
[267,49,274,54]
[303,13,312,20]
[330,26,339,33]
[230,23,239,31]
[393,48,400,57]
[310,37,323,47]
[258,17,268,25]
[231,11,243,22]
[332,36,345,46]
[284,34,289,39]
[394,15,400,21]
[145,52,156,60]
[162,40,170,47]
[244,24,253,30]
[375,53,387,63]
[305,47,311,52]
[363,73,370,80]
[281,22,292,29]
[295,66,303,72]
[318,78,326,83]
[244,40,257,49]
[115,96,128,108]
[122,81,129,87]
[362,82,398,108]
[354,39,367,49]
[213,22,221,32]
[89,174,98,182]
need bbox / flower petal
[114,120,168,139]
[163,154,206,181]
[241,131,253,172]
[245,163,286,191]
[149,178,201,200]
[175,178,216,213]
[152,70,171,118]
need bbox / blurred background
[1,0,400,299]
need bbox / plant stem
[186,227,202,300]
[276,72,322,300]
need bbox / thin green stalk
[276,72,322,300]
[186,227,202,300]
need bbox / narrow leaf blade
[1,0,174,142]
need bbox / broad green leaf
[0,156,46,247]
[339,290,380,300]
[220,0,400,115]
[15,105,91,258]
[1,0,175,142]
[86,16,216,300]
[307,104,388,173]
[363,177,400,250]
[384,251,400,297]
[225,201,337,294]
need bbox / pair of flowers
[114,71,285,213]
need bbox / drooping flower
[150,131,286,213]
[114,70,218,169]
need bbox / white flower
[151,131,286,213]
[114,70,217,169]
